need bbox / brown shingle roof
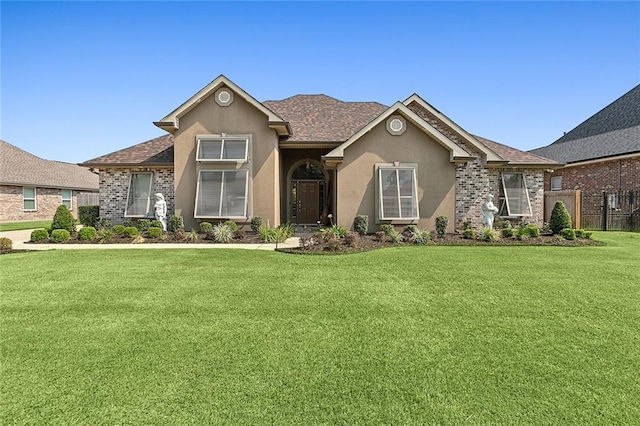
[81,134,174,166]
[473,135,560,166]
[0,140,99,190]
[264,95,387,142]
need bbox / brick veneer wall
[99,168,174,224]
[546,156,640,196]
[407,102,545,229]
[0,185,96,222]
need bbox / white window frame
[377,164,419,221]
[196,135,249,162]
[124,172,154,217]
[500,172,533,217]
[61,189,73,209]
[550,176,562,191]
[194,169,249,219]
[23,187,37,211]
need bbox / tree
[549,201,572,234]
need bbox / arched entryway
[287,159,328,224]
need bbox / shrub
[299,235,318,250]
[325,237,342,252]
[0,237,13,252]
[150,220,163,229]
[30,229,49,242]
[560,228,576,240]
[408,229,431,245]
[462,229,476,240]
[169,215,184,232]
[136,219,152,232]
[51,205,75,233]
[78,205,99,227]
[501,227,515,238]
[122,220,134,228]
[320,225,347,240]
[550,201,572,234]
[344,232,360,248]
[112,225,126,237]
[132,235,145,244]
[224,221,238,232]
[147,227,163,238]
[375,230,386,242]
[212,223,234,243]
[50,229,71,243]
[462,220,472,230]
[250,216,263,233]
[98,229,114,243]
[518,224,540,238]
[380,224,395,237]
[497,220,512,229]
[403,224,419,235]
[96,217,111,230]
[258,223,293,243]
[234,230,245,240]
[183,229,199,242]
[123,227,140,238]
[78,226,97,241]
[541,222,552,234]
[574,229,593,239]
[388,229,402,243]
[480,227,501,243]
[199,222,213,234]
[353,215,369,235]
[435,216,448,238]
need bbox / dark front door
[297,181,320,224]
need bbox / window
[551,176,562,191]
[125,172,153,217]
[499,172,532,216]
[196,136,248,162]
[23,187,36,211]
[377,165,419,220]
[61,189,72,209]
[195,170,248,218]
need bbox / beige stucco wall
[172,85,281,230]
[335,119,456,233]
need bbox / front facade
[0,140,99,222]
[83,75,559,232]
[531,84,640,195]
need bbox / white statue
[481,194,499,228]
[154,193,167,231]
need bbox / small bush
[435,216,448,237]
[462,229,476,240]
[353,215,369,235]
[224,221,238,232]
[380,224,395,237]
[50,229,71,243]
[250,216,263,233]
[258,223,293,243]
[344,232,360,248]
[574,229,593,239]
[541,222,552,234]
[480,227,501,243]
[234,230,245,240]
[388,229,402,243]
[112,225,126,236]
[183,229,199,242]
[30,229,49,242]
[501,227,515,238]
[136,219,152,232]
[560,228,576,240]
[132,235,146,244]
[51,205,75,233]
[78,226,97,241]
[550,201,572,234]
[375,231,386,242]
[403,225,419,235]
[462,220,472,230]
[150,220,163,229]
[212,223,234,243]
[325,237,342,252]
[497,220,512,229]
[320,225,347,240]
[122,220,134,228]
[147,227,163,238]
[98,229,114,243]
[123,227,140,238]
[78,205,99,227]
[96,217,111,230]
[299,235,318,250]
[408,229,431,245]
[0,237,13,252]
[518,224,540,238]
[199,222,213,234]
[169,215,184,232]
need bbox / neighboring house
[530,84,640,195]
[0,140,99,222]
[81,75,559,233]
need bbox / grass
[1,232,638,424]
[0,220,51,232]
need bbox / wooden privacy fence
[544,190,581,229]
[545,189,640,231]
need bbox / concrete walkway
[0,229,300,251]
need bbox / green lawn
[1,232,639,424]
[0,220,51,232]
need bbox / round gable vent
[386,116,406,136]
[215,88,234,106]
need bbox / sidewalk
[0,229,300,251]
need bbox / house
[81,75,559,233]
[530,84,640,195]
[0,140,99,222]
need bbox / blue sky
[1,1,639,164]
